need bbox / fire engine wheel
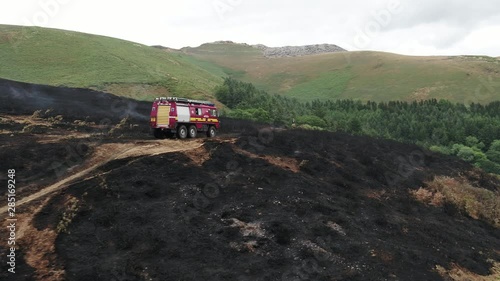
[153,128,166,139]
[177,125,188,139]
[207,126,216,138]
[188,125,197,138]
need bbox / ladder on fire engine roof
[159,97,215,106]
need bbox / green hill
[180,42,500,103]
[1,25,498,103]
[0,25,223,101]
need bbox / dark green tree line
[215,78,500,174]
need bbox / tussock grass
[412,176,500,227]
[436,262,500,281]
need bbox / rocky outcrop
[177,41,348,57]
[253,43,347,58]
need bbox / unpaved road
[0,139,203,215]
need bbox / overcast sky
[1,0,499,56]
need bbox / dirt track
[0,139,203,216]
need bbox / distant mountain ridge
[178,41,348,58]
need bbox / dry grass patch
[56,197,80,234]
[228,218,266,238]
[233,145,300,173]
[412,176,500,227]
[435,262,500,281]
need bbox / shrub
[48,115,64,125]
[456,146,476,162]
[422,176,500,227]
[296,115,327,128]
[297,124,324,131]
[476,159,500,175]
[31,110,43,119]
[410,187,444,206]
[429,145,452,155]
[108,117,132,136]
[451,144,486,162]
[227,108,272,123]
[487,140,500,163]
[22,124,49,134]
[57,198,80,234]
[465,136,485,150]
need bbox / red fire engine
[150,97,220,139]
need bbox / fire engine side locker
[156,105,170,126]
[177,106,190,123]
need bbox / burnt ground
[0,78,153,124]
[0,79,499,281]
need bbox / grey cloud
[348,0,500,54]
[386,0,500,29]
[1,0,498,55]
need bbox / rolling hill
[1,25,499,104]
[0,25,223,101]
[180,42,500,103]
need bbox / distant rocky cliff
[175,41,348,58]
[253,43,347,58]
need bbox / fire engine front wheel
[188,125,197,138]
[177,125,188,139]
[207,126,216,138]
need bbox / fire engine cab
[150,97,220,139]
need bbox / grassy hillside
[0,25,223,101]
[181,43,500,103]
[1,25,498,103]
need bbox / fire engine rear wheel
[177,125,188,139]
[207,126,216,138]
[188,125,197,138]
[153,128,166,139]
